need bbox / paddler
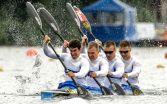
[43,35,89,90]
[119,40,141,90]
[103,40,124,89]
[81,37,109,92]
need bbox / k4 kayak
[41,81,142,100]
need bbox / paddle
[26,2,90,97]
[93,77,112,95]
[37,7,64,42]
[73,6,126,95]
[36,3,112,96]
[66,3,85,37]
[66,3,111,95]
[73,6,96,39]
[124,78,143,95]
[65,4,111,95]
[106,75,125,95]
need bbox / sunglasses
[104,51,114,54]
[119,50,129,54]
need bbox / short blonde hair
[119,40,131,48]
[104,40,116,50]
[88,41,99,51]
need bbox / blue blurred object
[41,90,56,100]
[41,90,70,100]
[82,0,137,42]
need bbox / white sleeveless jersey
[104,56,124,87]
[86,56,109,88]
[43,43,89,86]
[108,56,124,77]
[122,57,141,85]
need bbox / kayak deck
[41,89,72,99]
[41,81,142,99]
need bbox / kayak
[121,83,140,95]
[41,81,141,99]
[41,89,71,99]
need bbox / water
[0,46,167,104]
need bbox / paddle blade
[131,86,143,95]
[66,3,81,28]
[112,83,125,95]
[33,55,42,68]
[37,7,61,35]
[101,86,113,95]
[73,6,92,33]
[77,85,91,98]
[125,78,143,95]
[93,77,112,95]
[107,75,125,95]
[26,2,42,30]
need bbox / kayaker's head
[119,40,131,60]
[87,41,99,61]
[69,39,81,59]
[104,40,116,61]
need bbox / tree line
[0,0,165,45]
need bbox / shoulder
[98,56,107,61]
[80,55,89,63]
[80,54,88,59]
[99,52,106,58]
[115,56,124,66]
[131,57,141,66]
[61,53,69,57]
[115,56,123,62]
[98,57,108,65]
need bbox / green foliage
[121,0,156,22]
[0,0,161,45]
[0,20,9,45]
[137,8,156,22]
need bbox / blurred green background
[0,0,163,46]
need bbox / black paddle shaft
[45,38,87,96]
[26,2,89,97]
[38,7,64,42]
[93,77,112,95]
[107,75,125,95]
[45,34,90,97]
[126,79,143,95]
[66,3,85,38]
[37,10,90,96]
[73,7,125,95]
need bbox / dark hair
[104,40,116,49]
[119,40,131,48]
[69,39,81,49]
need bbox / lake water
[0,46,167,104]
